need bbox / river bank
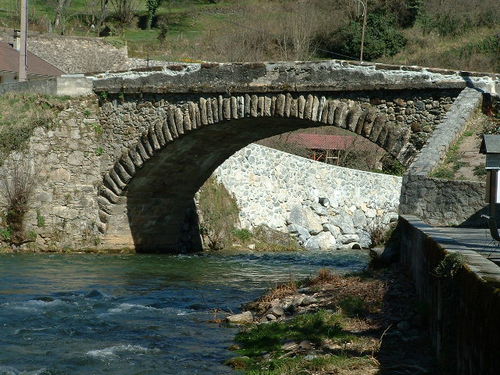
[225,264,438,375]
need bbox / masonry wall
[213,144,402,250]
[27,35,129,74]
[399,215,500,374]
[400,88,487,226]
[0,98,102,250]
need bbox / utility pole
[353,0,367,63]
[19,0,28,82]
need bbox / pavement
[434,226,500,266]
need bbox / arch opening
[97,92,425,252]
[101,118,404,252]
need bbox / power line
[218,17,361,62]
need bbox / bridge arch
[97,93,412,251]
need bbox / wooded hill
[0,0,498,72]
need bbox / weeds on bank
[235,310,347,356]
[0,93,69,165]
[230,310,376,374]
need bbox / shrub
[321,9,407,61]
[0,156,37,245]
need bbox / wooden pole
[360,0,367,63]
[19,0,28,82]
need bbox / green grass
[430,134,468,180]
[235,311,352,357]
[243,354,374,375]
[231,310,375,374]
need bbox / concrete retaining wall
[0,76,93,97]
[399,215,500,374]
[213,144,402,250]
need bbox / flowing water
[0,251,368,375]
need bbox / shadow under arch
[98,94,412,252]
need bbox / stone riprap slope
[213,144,402,250]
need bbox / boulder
[287,224,310,240]
[352,209,367,228]
[338,234,359,244]
[310,203,328,216]
[270,305,285,317]
[330,215,356,234]
[304,236,320,251]
[288,205,323,235]
[323,223,341,238]
[226,311,253,324]
[315,231,337,251]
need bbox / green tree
[337,9,407,60]
[146,0,163,29]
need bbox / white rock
[330,215,355,234]
[338,234,359,244]
[226,311,253,324]
[315,231,337,251]
[323,224,341,238]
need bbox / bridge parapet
[90,60,499,95]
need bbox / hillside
[0,0,498,72]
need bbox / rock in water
[226,311,254,324]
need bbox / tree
[110,0,140,27]
[89,0,111,33]
[52,0,72,33]
[146,0,163,30]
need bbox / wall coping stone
[89,60,500,95]
[401,214,500,284]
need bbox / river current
[0,251,368,375]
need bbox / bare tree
[0,155,37,245]
[89,0,111,33]
[110,0,140,27]
[53,0,73,33]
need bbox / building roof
[480,134,500,154]
[0,41,64,77]
[282,133,376,151]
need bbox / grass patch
[241,354,375,375]
[235,310,349,357]
[198,176,240,250]
[231,310,375,374]
[430,130,471,180]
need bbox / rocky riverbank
[224,265,439,375]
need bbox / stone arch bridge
[86,60,497,251]
[3,60,496,252]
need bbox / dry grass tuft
[258,281,298,304]
[307,268,339,287]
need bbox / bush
[0,156,37,245]
[354,11,406,60]
[319,9,407,61]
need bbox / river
[0,251,368,375]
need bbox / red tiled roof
[282,134,374,150]
[0,41,64,77]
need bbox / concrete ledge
[0,76,93,97]
[399,215,500,374]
